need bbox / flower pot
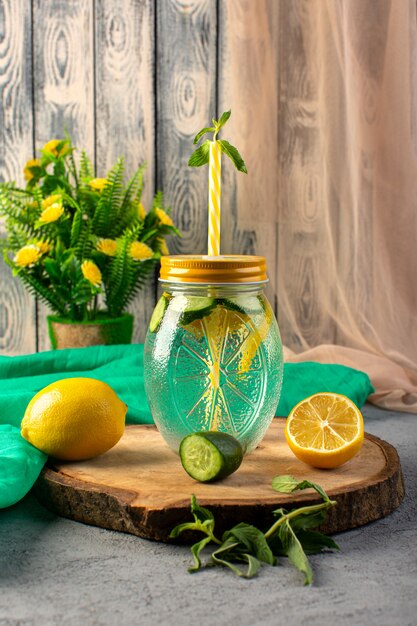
[47,313,134,350]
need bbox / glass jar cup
[144,255,283,454]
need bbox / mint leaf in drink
[193,127,215,145]
[279,521,313,585]
[188,140,211,167]
[272,474,331,503]
[216,110,231,130]
[217,139,247,173]
[189,110,248,173]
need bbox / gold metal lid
[159,255,268,284]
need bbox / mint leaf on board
[272,474,331,503]
[271,475,302,493]
[279,521,313,585]
[217,139,247,173]
[188,140,211,167]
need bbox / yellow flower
[35,240,52,255]
[41,194,62,209]
[89,178,108,192]
[81,260,102,287]
[155,207,174,226]
[130,241,154,261]
[23,158,41,182]
[39,203,64,224]
[156,236,169,256]
[43,139,70,158]
[137,202,146,220]
[96,238,118,256]
[13,245,42,268]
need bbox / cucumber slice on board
[171,295,216,325]
[179,431,244,482]
[149,294,169,333]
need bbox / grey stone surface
[1,404,416,626]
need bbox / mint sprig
[170,475,338,584]
[188,110,247,173]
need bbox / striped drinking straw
[208,140,221,256]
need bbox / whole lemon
[21,378,127,461]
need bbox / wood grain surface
[32,0,95,351]
[34,420,405,542]
[95,0,156,343]
[0,0,37,354]
[156,0,217,258]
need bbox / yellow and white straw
[208,140,221,256]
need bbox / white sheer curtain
[280,0,417,413]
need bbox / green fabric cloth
[0,344,374,508]
[0,425,47,508]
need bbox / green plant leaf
[217,140,247,173]
[279,521,313,585]
[190,494,214,525]
[271,475,301,493]
[188,140,211,167]
[189,537,212,572]
[216,110,231,130]
[290,510,328,531]
[43,258,61,283]
[294,530,340,555]
[211,538,261,579]
[223,523,276,566]
[272,475,331,503]
[79,150,94,180]
[169,522,200,539]
[193,127,215,145]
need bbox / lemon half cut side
[285,392,365,469]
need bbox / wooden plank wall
[0,0,339,355]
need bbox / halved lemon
[285,392,364,469]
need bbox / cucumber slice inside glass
[149,294,169,333]
[219,296,261,315]
[179,431,244,482]
[171,295,216,325]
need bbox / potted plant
[0,138,180,349]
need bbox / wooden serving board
[34,420,404,542]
